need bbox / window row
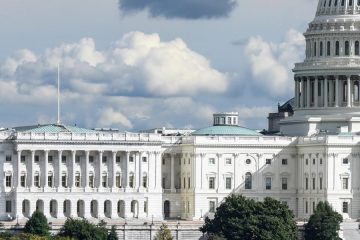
[207,158,289,165]
[321,0,360,8]
[4,172,149,189]
[7,155,147,164]
[307,40,360,58]
[206,174,289,191]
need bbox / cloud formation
[118,0,237,19]
[244,29,305,99]
[0,32,228,130]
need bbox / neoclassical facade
[1,0,360,224]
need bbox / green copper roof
[192,125,262,136]
[14,124,98,134]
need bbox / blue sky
[0,0,317,131]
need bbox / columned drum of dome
[281,0,360,136]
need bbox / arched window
[342,0,345,6]
[349,0,353,6]
[355,41,359,55]
[129,172,135,188]
[335,41,340,56]
[354,81,359,102]
[245,173,252,190]
[142,173,148,188]
[327,41,331,56]
[335,0,338,6]
[324,0,327,7]
[329,0,332,6]
[358,0,360,6]
[345,41,350,56]
[314,42,317,57]
[320,41,323,56]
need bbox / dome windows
[345,41,350,56]
[320,42,323,56]
[355,41,360,55]
[335,41,340,56]
[341,0,345,6]
[327,41,331,56]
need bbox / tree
[107,226,118,240]
[200,194,297,240]
[154,223,173,240]
[23,210,50,236]
[58,218,107,240]
[304,201,343,240]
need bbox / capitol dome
[281,0,360,136]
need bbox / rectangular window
[75,174,81,187]
[265,177,272,190]
[62,174,67,188]
[188,177,191,189]
[209,177,215,189]
[225,177,232,189]
[343,158,349,164]
[313,202,316,212]
[282,177,288,190]
[320,158,323,165]
[89,156,94,163]
[130,156,134,163]
[343,202,349,213]
[129,175,134,188]
[5,175,12,187]
[320,177,323,190]
[62,156,66,163]
[306,201,308,214]
[20,175,26,187]
[162,177,166,189]
[5,155,12,162]
[306,178,309,190]
[34,175,40,187]
[89,175,94,188]
[282,159,288,165]
[116,156,121,163]
[75,156,81,163]
[116,175,121,188]
[142,157,147,162]
[312,178,316,190]
[313,159,316,165]
[225,158,232,165]
[306,159,308,165]
[209,201,216,213]
[209,158,215,165]
[144,201,148,213]
[21,156,26,162]
[343,177,349,190]
[183,178,186,189]
[48,156,53,163]
[102,156,107,163]
[102,175,107,187]
[5,200,11,213]
[142,176,147,188]
[48,175,53,187]
[266,159,271,165]
[179,159,181,165]
[34,155,39,163]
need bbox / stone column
[112,151,117,188]
[98,151,103,188]
[44,150,49,188]
[71,150,76,188]
[347,76,351,107]
[136,151,141,189]
[30,151,35,188]
[17,150,22,188]
[170,154,175,192]
[335,76,339,107]
[300,78,304,108]
[324,76,328,107]
[307,77,311,108]
[58,151,62,188]
[139,152,143,190]
[155,152,162,191]
[85,151,89,188]
[125,151,130,188]
[315,77,319,107]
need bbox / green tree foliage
[200,194,297,240]
[154,223,173,240]
[304,201,343,240]
[58,218,107,240]
[107,226,118,240]
[24,210,50,237]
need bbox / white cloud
[245,29,305,98]
[98,107,133,129]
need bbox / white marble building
[1,0,360,223]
